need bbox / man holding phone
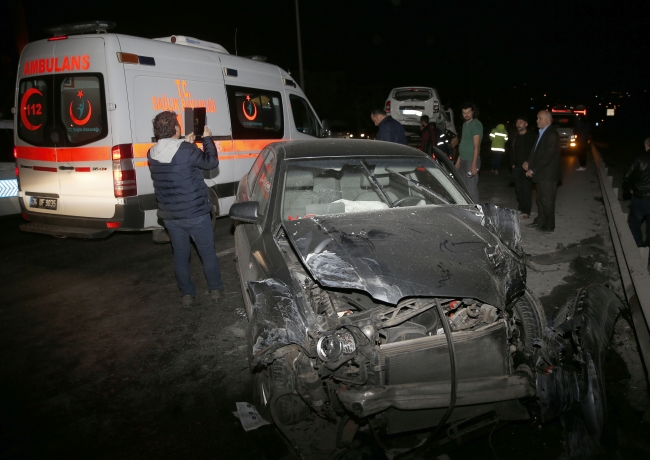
[148,110,224,308]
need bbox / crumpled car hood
[283,205,522,306]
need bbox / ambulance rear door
[17,37,114,219]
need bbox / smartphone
[184,107,206,139]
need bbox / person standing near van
[489,123,508,174]
[525,110,561,232]
[455,102,483,202]
[509,116,537,219]
[148,111,224,307]
[371,109,408,145]
[419,115,439,153]
[573,115,591,171]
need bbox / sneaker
[210,290,225,306]
[181,294,195,308]
[576,167,586,171]
[520,213,530,219]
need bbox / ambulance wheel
[209,188,220,230]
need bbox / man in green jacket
[489,123,508,174]
[455,102,483,202]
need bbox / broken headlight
[316,329,356,362]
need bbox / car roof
[278,139,427,159]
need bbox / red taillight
[48,35,68,41]
[112,144,137,197]
[385,101,391,114]
[21,213,29,221]
[13,147,17,158]
[15,167,19,177]
[106,221,122,228]
[112,144,134,160]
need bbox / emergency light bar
[45,21,115,36]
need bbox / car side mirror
[229,201,260,224]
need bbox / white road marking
[217,247,236,257]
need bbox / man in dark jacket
[419,115,451,157]
[148,111,224,307]
[525,110,561,232]
[622,137,650,246]
[509,115,537,219]
[371,109,408,145]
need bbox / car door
[234,149,277,316]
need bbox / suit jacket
[528,125,561,183]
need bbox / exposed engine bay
[242,231,555,459]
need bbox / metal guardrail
[593,146,650,377]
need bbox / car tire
[512,289,546,359]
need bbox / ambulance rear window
[60,75,107,145]
[393,89,432,102]
[17,78,49,146]
[226,86,284,140]
[17,74,107,147]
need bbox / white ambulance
[14,21,322,238]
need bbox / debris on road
[234,402,270,432]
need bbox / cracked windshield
[282,157,469,220]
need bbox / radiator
[378,320,509,385]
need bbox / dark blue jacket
[376,116,408,145]
[148,137,219,220]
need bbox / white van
[384,87,444,128]
[14,21,322,238]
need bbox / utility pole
[295,0,305,92]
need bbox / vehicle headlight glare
[317,330,356,362]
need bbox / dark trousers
[513,167,533,214]
[165,213,224,296]
[577,143,588,167]
[628,195,650,246]
[534,181,558,230]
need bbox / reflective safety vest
[490,124,508,151]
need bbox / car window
[226,85,283,140]
[289,94,321,137]
[246,150,267,194]
[281,157,468,220]
[552,115,577,128]
[250,150,276,216]
[393,89,432,102]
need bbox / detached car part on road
[230,139,622,459]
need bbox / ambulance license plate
[30,197,58,210]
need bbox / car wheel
[512,289,546,359]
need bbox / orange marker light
[116,52,139,64]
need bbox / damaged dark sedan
[230,139,621,459]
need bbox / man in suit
[524,110,561,232]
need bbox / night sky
[2,0,649,130]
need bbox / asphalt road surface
[1,149,650,459]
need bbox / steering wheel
[392,196,424,207]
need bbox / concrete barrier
[593,145,650,378]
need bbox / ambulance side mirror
[229,201,260,224]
